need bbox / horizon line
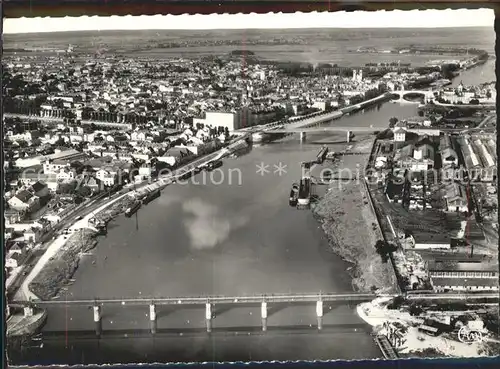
[5,25,493,36]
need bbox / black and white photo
[3,8,499,365]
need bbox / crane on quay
[289,146,332,210]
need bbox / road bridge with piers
[390,89,437,103]
[263,125,491,143]
[10,293,381,335]
[9,291,497,336]
[268,126,379,143]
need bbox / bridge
[9,292,380,334]
[270,126,378,134]
[390,89,436,103]
[10,290,497,336]
[264,123,491,143]
[263,124,376,143]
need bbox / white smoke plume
[182,198,247,250]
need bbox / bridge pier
[149,303,157,334]
[93,305,102,337]
[205,303,212,333]
[300,132,307,142]
[261,302,268,332]
[23,306,33,318]
[316,300,323,330]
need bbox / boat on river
[125,200,141,217]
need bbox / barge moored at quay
[125,200,142,217]
[142,189,161,205]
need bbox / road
[12,292,380,307]
[270,126,378,134]
[460,112,497,134]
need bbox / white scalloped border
[4,9,495,34]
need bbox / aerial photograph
[3,9,499,365]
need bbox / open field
[4,27,494,66]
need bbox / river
[9,62,493,365]
[450,58,495,87]
[55,104,420,303]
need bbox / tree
[389,117,398,128]
[374,240,397,263]
[54,137,67,147]
[57,180,77,194]
[418,110,424,117]
[76,185,92,198]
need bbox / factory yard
[358,298,500,358]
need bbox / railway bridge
[9,292,381,335]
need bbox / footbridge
[10,292,381,334]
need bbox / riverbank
[29,229,98,300]
[15,189,134,301]
[7,310,47,337]
[312,138,395,293]
[17,138,248,302]
[28,192,148,300]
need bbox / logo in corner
[458,326,483,344]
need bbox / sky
[3,9,494,34]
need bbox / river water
[9,62,493,365]
[62,104,419,302]
[449,58,496,87]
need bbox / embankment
[24,140,247,301]
[312,138,395,293]
[29,229,98,300]
[28,193,143,300]
[7,310,47,337]
[92,194,138,224]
